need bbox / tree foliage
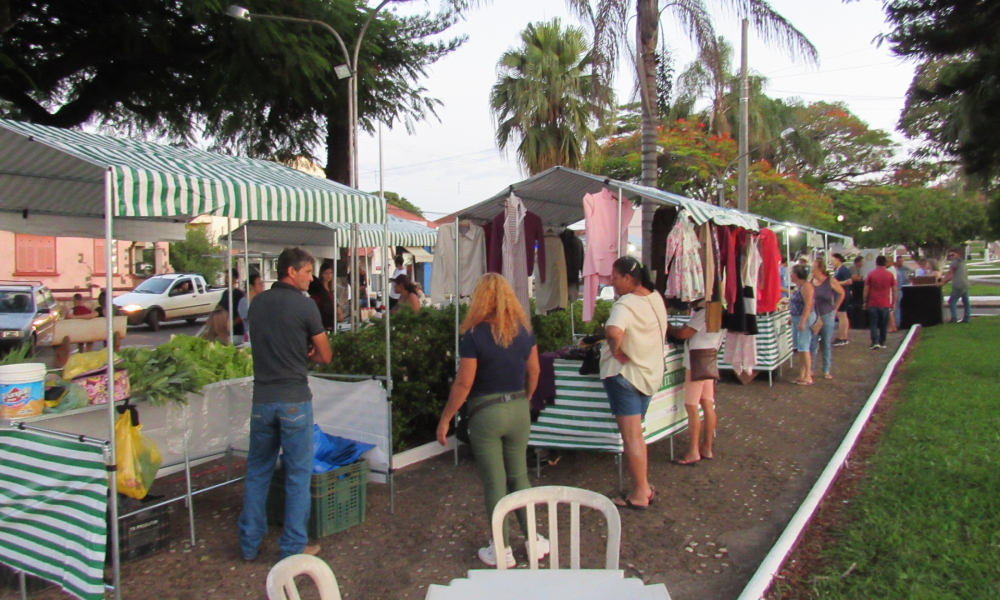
[884,0,1000,182]
[169,225,225,283]
[374,190,424,217]
[490,18,608,175]
[0,0,463,184]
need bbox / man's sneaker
[869,344,879,350]
[525,534,551,560]
[832,339,849,347]
[478,541,516,568]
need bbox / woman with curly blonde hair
[436,273,543,568]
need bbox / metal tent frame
[0,119,387,600]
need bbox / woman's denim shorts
[602,374,651,418]
[792,312,816,352]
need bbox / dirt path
[1,326,907,600]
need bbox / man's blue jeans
[868,307,890,346]
[949,291,970,323]
[238,402,313,560]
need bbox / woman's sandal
[613,496,649,511]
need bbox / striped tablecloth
[0,429,108,600]
[671,309,793,372]
[529,345,687,452]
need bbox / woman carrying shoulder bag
[667,300,725,466]
[436,274,544,568]
[600,257,668,510]
[789,264,817,385]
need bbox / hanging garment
[488,208,546,282]
[697,222,716,303]
[717,225,738,311]
[500,194,531,313]
[560,228,584,302]
[663,212,705,302]
[582,188,635,322]
[650,206,679,294]
[756,228,783,313]
[430,221,487,304]
[723,228,751,332]
[535,233,568,315]
[741,232,762,334]
[723,331,757,377]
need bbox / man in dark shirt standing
[863,255,896,350]
[238,248,332,561]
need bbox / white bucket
[0,363,48,419]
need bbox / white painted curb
[736,325,921,600]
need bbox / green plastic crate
[266,459,368,538]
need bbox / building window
[15,235,57,275]
[93,239,120,276]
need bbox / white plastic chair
[490,486,622,571]
[265,554,342,600]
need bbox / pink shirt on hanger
[582,188,634,322]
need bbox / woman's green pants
[468,395,532,548]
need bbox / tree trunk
[637,0,659,267]
[325,110,351,185]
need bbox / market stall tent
[228,213,437,255]
[0,118,387,600]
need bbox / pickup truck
[114,273,225,331]
[0,281,60,354]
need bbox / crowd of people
[241,245,975,566]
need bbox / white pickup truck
[114,273,225,331]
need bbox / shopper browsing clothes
[667,301,724,466]
[238,248,332,561]
[864,255,896,349]
[435,273,544,568]
[388,255,406,310]
[788,265,816,385]
[391,274,421,314]
[599,257,667,510]
[809,259,846,380]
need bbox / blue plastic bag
[307,424,375,474]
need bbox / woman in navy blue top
[436,273,543,568]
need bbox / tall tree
[490,18,608,175]
[882,0,1000,182]
[0,0,463,185]
[588,0,817,263]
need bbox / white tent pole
[227,221,234,343]
[244,224,250,293]
[103,170,122,600]
[381,189,394,514]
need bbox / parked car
[113,273,225,331]
[0,281,60,354]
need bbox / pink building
[0,231,169,300]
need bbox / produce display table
[528,344,688,476]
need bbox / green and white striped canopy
[0,119,385,224]
[231,214,437,250]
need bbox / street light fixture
[226,5,357,183]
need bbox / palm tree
[490,19,609,174]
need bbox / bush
[313,300,616,452]
[169,226,225,283]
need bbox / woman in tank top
[810,258,846,380]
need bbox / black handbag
[689,348,720,381]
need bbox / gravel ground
[1,325,907,600]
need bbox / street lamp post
[718,127,796,208]
[226,3,393,190]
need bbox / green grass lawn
[807,318,1000,599]
[941,282,1000,297]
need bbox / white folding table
[425,569,671,600]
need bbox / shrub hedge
[313,300,614,452]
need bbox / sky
[353,0,917,221]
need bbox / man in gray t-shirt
[238,248,332,561]
[938,248,970,323]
